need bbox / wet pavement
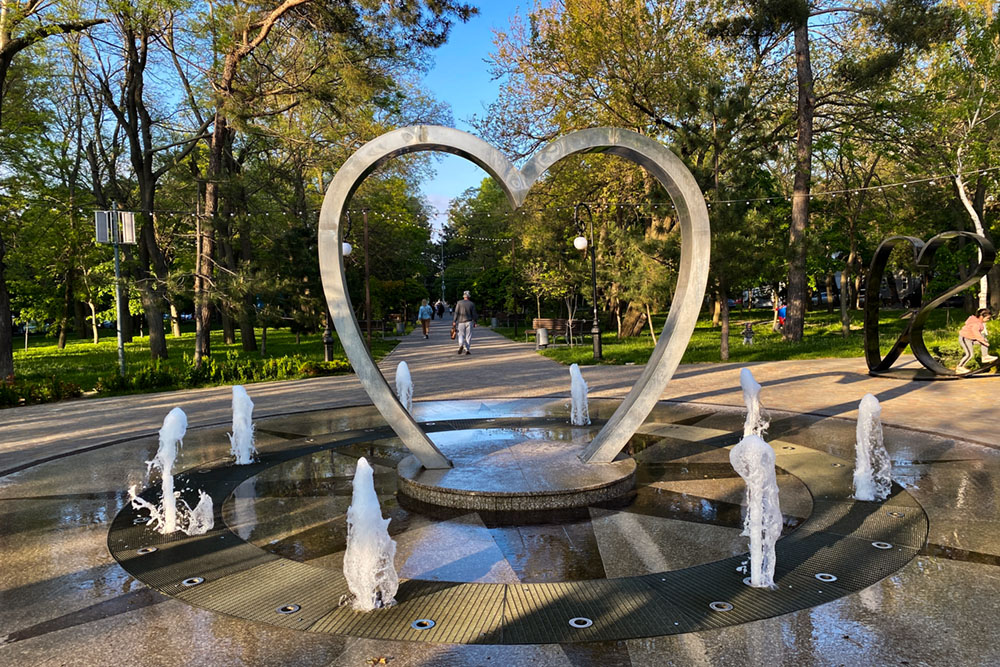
[1,320,999,665]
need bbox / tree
[895,5,1000,310]
[713,0,956,341]
[0,0,104,379]
[188,0,476,366]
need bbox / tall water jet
[149,407,187,533]
[740,368,769,437]
[343,457,398,611]
[229,385,257,465]
[395,361,413,414]
[569,363,590,426]
[128,407,214,536]
[730,434,782,588]
[853,393,892,501]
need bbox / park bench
[525,318,587,346]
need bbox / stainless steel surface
[318,126,710,469]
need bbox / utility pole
[440,242,446,304]
[511,236,518,337]
[363,208,372,347]
[111,202,126,377]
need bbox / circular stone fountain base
[396,439,636,516]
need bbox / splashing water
[229,385,257,465]
[129,407,214,536]
[343,457,398,612]
[569,363,590,426]
[853,393,892,501]
[185,491,215,534]
[396,361,413,414]
[730,434,782,588]
[740,368,769,437]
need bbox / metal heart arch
[319,126,711,469]
[864,231,996,377]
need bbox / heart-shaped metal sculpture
[319,126,710,468]
[864,231,995,377]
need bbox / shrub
[0,377,83,408]
[298,359,352,377]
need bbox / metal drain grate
[107,412,929,645]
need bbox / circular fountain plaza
[2,325,1000,665]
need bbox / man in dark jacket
[453,291,478,355]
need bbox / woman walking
[418,299,433,339]
[956,308,996,374]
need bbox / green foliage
[9,326,392,405]
[0,377,83,408]
[91,351,352,396]
[298,359,352,377]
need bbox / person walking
[453,290,478,355]
[436,300,445,319]
[417,299,433,339]
[956,308,996,374]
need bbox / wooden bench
[525,318,587,346]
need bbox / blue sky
[418,4,527,234]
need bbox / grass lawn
[11,324,401,392]
[496,307,998,369]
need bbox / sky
[417,4,528,236]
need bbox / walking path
[2,318,996,475]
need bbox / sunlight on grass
[497,307,997,368]
[11,326,398,392]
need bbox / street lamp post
[573,203,602,360]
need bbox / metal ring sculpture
[864,231,996,378]
[318,126,711,468]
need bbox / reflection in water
[232,478,256,541]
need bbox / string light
[2,165,995,220]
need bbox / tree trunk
[718,286,730,361]
[195,112,226,366]
[261,326,267,357]
[87,301,99,344]
[771,286,781,332]
[825,273,835,313]
[988,266,1000,315]
[136,214,167,359]
[239,300,256,351]
[620,302,647,337]
[58,277,71,350]
[841,245,856,337]
[222,310,235,344]
[74,300,88,339]
[0,228,12,380]
[645,302,658,345]
[169,302,182,337]
[786,23,815,343]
